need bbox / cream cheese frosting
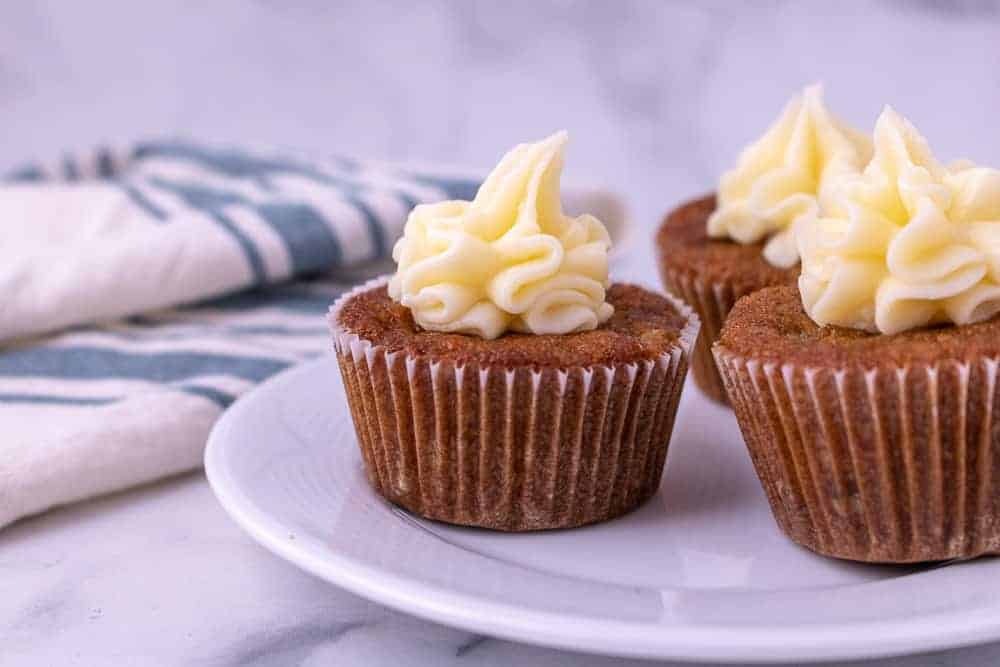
[798,107,1000,335]
[388,131,614,339]
[708,85,872,268]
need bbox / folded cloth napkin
[0,141,479,529]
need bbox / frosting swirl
[708,85,872,268]
[388,132,614,339]
[798,107,1000,334]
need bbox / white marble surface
[4,423,1000,667]
[5,1,1000,664]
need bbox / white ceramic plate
[205,357,1000,663]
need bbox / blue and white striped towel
[0,141,481,529]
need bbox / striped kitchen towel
[0,141,480,529]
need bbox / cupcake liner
[658,266,741,404]
[714,344,1000,562]
[329,277,699,531]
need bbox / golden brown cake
[715,286,1000,562]
[330,280,697,531]
[656,194,797,403]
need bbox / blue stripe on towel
[96,147,117,178]
[0,346,290,383]
[134,140,419,236]
[256,203,343,274]
[147,177,354,278]
[6,165,45,182]
[121,183,168,221]
[330,154,358,171]
[204,288,337,314]
[0,386,235,408]
[0,393,119,406]
[147,178,269,284]
[148,177,244,210]
[134,142,368,192]
[134,142,367,198]
[395,191,420,213]
[211,211,269,285]
[62,155,80,181]
[76,322,331,343]
[134,141,339,190]
[407,174,480,202]
[178,384,235,408]
[222,324,330,336]
[343,193,385,260]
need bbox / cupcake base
[657,268,737,404]
[656,195,799,405]
[330,278,698,531]
[715,286,1000,562]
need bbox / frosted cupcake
[657,85,871,403]
[715,108,1000,562]
[329,132,698,531]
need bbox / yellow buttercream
[708,85,872,268]
[798,107,1000,334]
[388,132,613,339]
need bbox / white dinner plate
[205,357,1000,663]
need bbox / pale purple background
[4,1,999,239]
[4,2,1000,665]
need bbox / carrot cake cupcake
[329,132,698,531]
[715,108,1000,562]
[657,85,871,403]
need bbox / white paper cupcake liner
[328,276,699,531]
[714,343,1000,562]
[658,266,741,405]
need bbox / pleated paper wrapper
[658,265,744,405]
[714,344,1000,562]
[328,278,699,531]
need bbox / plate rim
[205,357,1000,663]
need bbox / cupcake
[329,132,698,531]
[715,108,1000,562]
[657,85,871,403]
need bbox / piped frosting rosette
[389,131,613,340]
[660,87,871,405]
[799,107,1000,335]
[709,85,872,268]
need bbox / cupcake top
[657,194,799,289]
[338,282,687,368]
[798,108,1000,335]
[719,285,1000,367]
[388,131,614,340]
[708,85,871,269]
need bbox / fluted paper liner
[328,277,698,531]
[714,344,1000,562]
[658,265,744,404]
